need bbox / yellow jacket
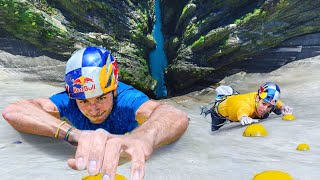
[217,92,284,122]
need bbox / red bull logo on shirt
[72,76,96,93]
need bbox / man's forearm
[2,99,73,140]
[131,104,188,149]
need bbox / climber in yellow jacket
[201,82,293,131]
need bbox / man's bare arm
[2,98,79,141]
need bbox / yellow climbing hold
[243,124,267,137]
[82,173,126,180]
[282,114,296,121]
[252,170,293,180]
[296,144,310,151]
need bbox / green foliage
[136,22,148,34]
[3,2,43,35]
[190,26,231,51]
[173,37,179,44]
[130,31,155,50]
[234,8,262,26]
[129,5,154,54]
[172,37,180,48]
[119,67,155,94]
[277,0,289,10]
[191,36,205,49]
[184,24,197,38]
[180,4,188,17]
[129,6,152,53]
[179,3,197,22]
[32,0,58,15]
[119,69,131,81]
[146,34,155,48]
[136,8,149,33]
[1,0,72,53]
[205,28,230,46]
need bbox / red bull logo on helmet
[72,76,96,93]
[73,76,94,86]
[73,84,96,93]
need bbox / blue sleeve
[117,82,149,114]
[120,91,149,114]
[49,91,72,119]
[116,83,149,130]
[273,108,282,115]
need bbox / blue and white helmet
[65,46,118,99]
[258,82,280,106]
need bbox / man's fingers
[240,116,259,125]
[130,149,145,180]
[72,131,147,180]
[87,129,109,175]
[252,119,259,123]
[240,118,247,125]
[101,138,122,180]
[75,131,92,170]
[67,159,77,170]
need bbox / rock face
[161,0,320,95]
[0,0,156,96]
[1,0,319,97]
[204,33,320,86]
[0,36,66,86]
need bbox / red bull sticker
[73,84,96,93]
[72,76,96,93]
[73,76,95,86]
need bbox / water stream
[149,0,168,98]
